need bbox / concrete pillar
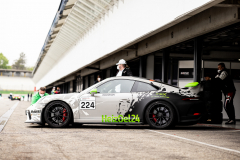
[106,69,110,78]
[83,76,86,90]
[146,54,154,79]
[162,48,170,83]
[80,77,83,92]
[194,37,203,82]
[90,75,94,86]
[169,59,173,85]
[24,72,26,77]
[12,72,14,77]
[69,81,73,93]
[139,57,142,77]
[88,75,91,87]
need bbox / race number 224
[80,101,95,109]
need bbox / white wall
[0,77,35,91]
[34,0,216,89]
[146,55,154,79]
[178,60,194,88]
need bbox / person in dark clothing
[94,75,101,84]
[205,63,236,124]
[55,87,61,94]
[27,93,29,101]
[116,59,133,76]
[30,93,32,101]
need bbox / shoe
[225,120,236,125]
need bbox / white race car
[25,76,202,129]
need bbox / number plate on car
[80,97,95,109]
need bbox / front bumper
[25,104,45,123]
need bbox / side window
[97,80,135,93]
[131,81,157,92]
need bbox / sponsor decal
[181,72,189,75]
[80,97,95,109]
[151,93,169,98]
[102,114,140,123]
[31,110,41,113]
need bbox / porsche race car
[25,76,204,129]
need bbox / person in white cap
[116,59,133,76]
[51,87,55,95]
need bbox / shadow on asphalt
[26,123,234,131]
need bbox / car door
[79,79,135,123]
[129,81,159,121]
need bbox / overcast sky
[0,0,61,67]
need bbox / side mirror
[90,88,97,96]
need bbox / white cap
[116,59,127,65]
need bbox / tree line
[0,52,33,71]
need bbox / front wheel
[145,101,176,129]
[44,101,72,128]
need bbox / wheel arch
[142,99,180,124]
[42,100,74,124]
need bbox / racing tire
[145,101,176,129]
[44,101,72,128]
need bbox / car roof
[104,76,179,88]
[105,76,153,83]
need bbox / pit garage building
[33,0,240,120]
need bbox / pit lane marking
[147,129,240,154]
[0,101,19,133]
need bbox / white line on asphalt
[147,129,240,154]
[0,101,19,133]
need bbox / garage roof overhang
[32,0,116,75]
[33,0,230,86]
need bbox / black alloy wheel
[44,101,72,128]
[145,101,176,129]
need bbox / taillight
[182,97,199,101]
[193,113,200,115]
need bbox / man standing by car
[31,87,49,105]
[116,59,133,76]
[94,75,101,84]
[205,63,236,124]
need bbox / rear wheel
[44,101,72,128]
[145,101,176,129]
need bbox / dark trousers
[224,92,235,120]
